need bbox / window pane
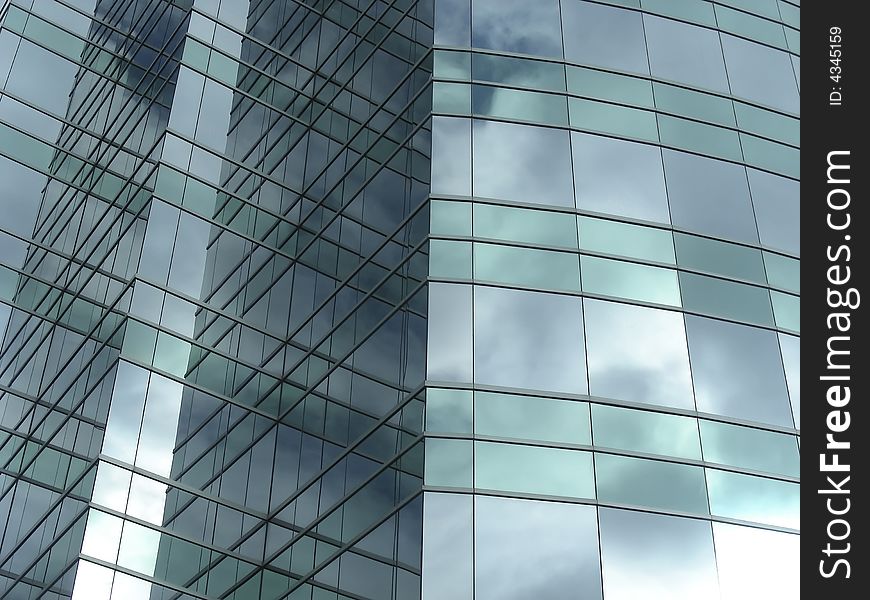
[778,333,800,428]
[561,1,649,74]
[641,0,716,25]
[474,286,587,394]
[706,469,799,529]
[735,102,799,147]
[685,315,793,427]
[644,15,728,92]
[569,98,659,143]
[740,133,799,178]
[473,243,581,292]
[567,66,654,108]
[592,404,701,460]
[679,271,774,326]
[425,388,473,434]
[473,120,574,208]
[595,453,709,514]
[658,115,743,162]
[431,200,472,236]
[581,256,681,306]
[431,117,471,196]
[663,150,757,244]
[579,217,675,264]
[599,509,720,600]
[472,53,565,91]
[471,0,563,58]
[475,441,595,498]
[700,420,799,477]
[748,168,799,255]
[429,240,472,279]
[433,81,471,113]
[674,233,766,284]
[475,496,602,600]
[424,438,472,487]
[584,299,694,409]
[433,50,471,79]
[771,290,800,332]
[427,283,473,382]
[475,391,591,445]
[722,34,800,113]
[422,492,472,600]
[572,133,670,223]
[472,85,568,126]
[474,203,577,248]
[713,523,799,600]
[434,0,470,46]
[654,82,735,127]
[763,251,800,293]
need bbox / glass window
[685,315,793,427]
[431,200,472,236]
[472,53,565,91]
[771,290,800,332]
[644,15,729,92]
[740,133,799,178]
[561,1,649,74]
[473,243,581,292]
[715,5,787,47]
[473,120,574,208]
[569,98,659,143]
[475,496,602,600]
[581,256,681,306]
[475,441,595,498]
[474,286,587,394]
[595,453,708,514]
[763,251,800,293]
[584,299,694,409]
[473,203,577,248]
[429,239,472,279]
[579,217,675,264]
[674,233,766,284]
[435,0,470,46]
[653,82,735,127]
[706,469,799,529]
[599,508,720,600]
[592,404,701,460]
[734,102,799,147]
[434,50,471,79]
[572,133,670,223]
[663,150,757,244]
[422,492,472,600]
[475,391,591,445]
[431,117,472,196]
[778,333,800,429]
[433,82,471,113]
[748,168,799,255]
[722,34,800,113]
[641,0,716,26]
[424,438,472,487]
[427,283,473,382]
[471,0,563,58]
[658,115,743,162]
[426,388,473,433]
[713,523,799,600]
[567,66,654,108]
[700,420,799,477]
[472,85,568,126]
[679,272,774,326]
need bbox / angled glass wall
[423,1,800,599]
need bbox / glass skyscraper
[1,1,799,599]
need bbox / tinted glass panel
[567,66,654,107]
[475,391,591,445]
[706,469,800,529]
[474,286,587,394]
[424,438,472,487]
[569,98,659,142]
[778,333,800,428]
[679,271,774,326]
[675,233,766,284]
[422,493,472,600]
[427,283,473,382]
[472,53,565,91]
[592,404,701,460]
[748,168,799,255]
[599,509,720,600]
[595,453,709,514]
[700,419,799,476]
[685,315,793,427]
[653,81,735,127]
[431,117,472,196]
[663,150,758,244]
[473,120,574,208]
[431,200,472,236]
[475,496,602,600]
[435,0,471,46]
[475,441,595,498]
[425,388,473,434]
[474,203,577,248]
[561,1,649,74]
[584,299,694,409]
[474,243,581,292]
[722,34,800,113]
[713,523,800,600]
[429,240,472,279]
[572,132,670,223]
[581,256,681,306]
[763,251,800,293]
[579,217,675,264]
[471,0,563,58]
[644,14,729,92]
[472,85,568,126]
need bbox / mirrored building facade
[0,0,798,599]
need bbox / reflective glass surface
[475,392,591,445]
[475,441,595,498]
[561,1,649,74]
[595,453,709,514]
[471,0,563,58]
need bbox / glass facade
[424,1,799,599]
[0,0,798,599]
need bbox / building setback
[0,1,799,599]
